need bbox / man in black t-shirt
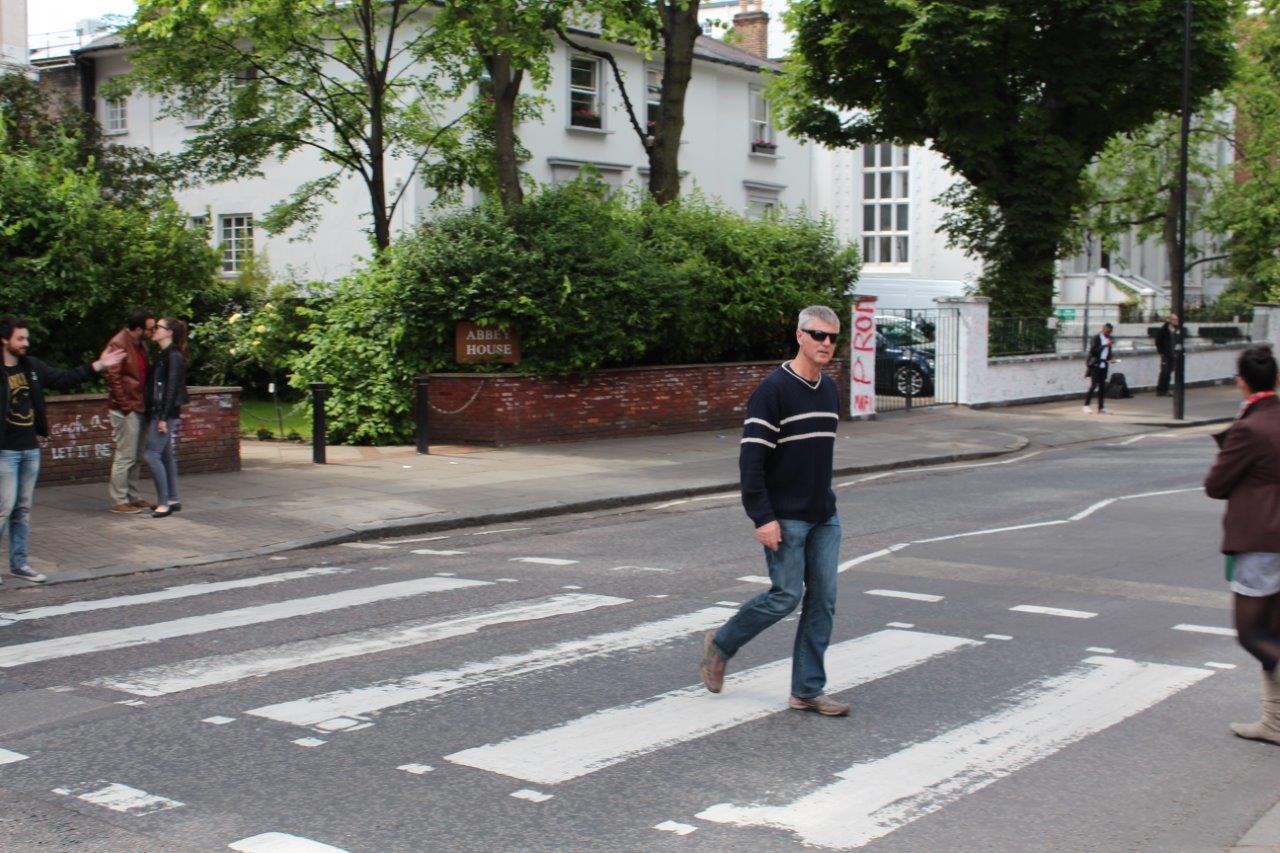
[0,317,123,584]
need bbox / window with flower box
[645,66,662,134]
[860,143,910,265]
[749,86,776,154]
[569,56,603,129]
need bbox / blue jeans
[143,419,181,506]
[0,449,41,570]
[714,514,842,698]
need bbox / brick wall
[427,361,848,445]
[39,388,241,485]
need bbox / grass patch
[240,397,311,440]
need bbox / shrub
[295,179,859,443]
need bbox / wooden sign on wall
[455,322,521,364]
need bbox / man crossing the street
[699,304,850,716]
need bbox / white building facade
[69,19,814,283]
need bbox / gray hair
[797,305,840,331]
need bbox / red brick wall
[39,388,242,485]
[427,361,848,445]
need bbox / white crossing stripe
[984,634,1013,641]
[1010,605,1098,619]
[654,821,697,836]
[0,577,488,669]
[511,557,579,566]
[864,589,943,603]
[0,567,351,624]
[444,629,979,784]
[697,656,1212,849]
[0,747,28,764]
[411,549,467,556]
[339,543,394,550]
[510,789,553,803]
[91,593,626,697]
[397,764,434,775]
[52,781,183,815]
[1173,623,1236,637]
[228,832,350,852]
[247,607,736,729]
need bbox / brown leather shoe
[699,631,727,694]
[107,503,142,514]
[788,694,851,717]
[130,499,153,509]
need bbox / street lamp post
[1173,0,1193,420]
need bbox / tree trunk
[490,53,524,209]
[362,0,392,249]
[649,2,701,204]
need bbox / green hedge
[294,179,859,444]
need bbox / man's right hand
[94,346,126,372]
[755,521,781,552]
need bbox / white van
[855,277,971,312]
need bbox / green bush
[294,179,859,444]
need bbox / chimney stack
[733,0,769,60]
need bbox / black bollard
[414,375,430,455]
[310,382,328,464]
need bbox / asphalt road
[0,423,1274,852]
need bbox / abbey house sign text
[455,322,521,365]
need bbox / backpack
[1106,372,1133,398]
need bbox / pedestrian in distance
[1083,323,1115,415]
[143,318,189,518]
[699,304,850,717]
[1,316,126,585]
[104,309,156,514]
[1154,313,1180,397]
[1205,346,1280,746]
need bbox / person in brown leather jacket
[1205,346,1280,745]
[104,309,155,514]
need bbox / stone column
[935,296,990,406]
[1252,304,1280,348]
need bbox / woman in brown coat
[1205,346,1280,745]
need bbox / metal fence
[872,307,959,412]
[988,317,1058,357]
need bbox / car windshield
[877,322,931,347]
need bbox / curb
[22,437,1033,588]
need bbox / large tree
[779,0,1237,317]
[121,0,475,250]
[1076,101,1234,296]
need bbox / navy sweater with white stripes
[739,363,840,527]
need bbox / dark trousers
[1157,355,1173,395]
[1085,366,1109,410]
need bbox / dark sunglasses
[800,328,839,343]
[154,324,170,332]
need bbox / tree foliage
[0,75,219,368]
[779,0,1238,317]
[1205,2,1280,299]
[120,0,481,250]
[294,179,858,443]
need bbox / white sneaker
[1097,409,1113,416]
[1082,406,1093,414]
[9,565,47,583]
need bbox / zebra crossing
[0,557,1232,850]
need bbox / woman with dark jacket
[1205,346,1280,745]
[143,318,189,518]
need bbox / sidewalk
[14,384,1240,586]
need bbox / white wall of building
[82,30,814,283]
[1,0,29,72]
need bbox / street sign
[1056,308,1077,321]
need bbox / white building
[62,8,814,282]
[1,0,29,75]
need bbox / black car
[875,318,935,397]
